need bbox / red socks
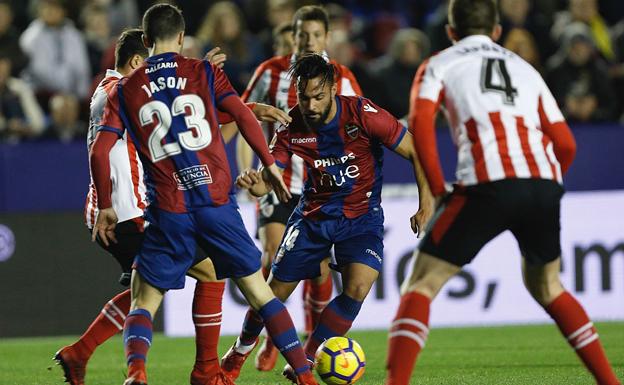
[192,281,225,373]
[73,289,131,360]
[303,276,333,335]
[386,292,431,385]
[546,292,621,385]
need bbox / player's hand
[410,198,435,238]
[262,163,292,203]
[92,207,118,246]
[251,103,292,125]
[204,46,227,68]
[236,168,261,189]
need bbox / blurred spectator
[424,0,451,53]
[0,54,45,143]
[94,0,140,36]
[499,0,555,61]
[19,0,91,101]
[551,0,615,61]
[503,28,542,71]
[327,29,375,97]
[272,22,294,56]
[369,28,429,118]
[182,35,203,59]
[0,0,28,76]
[326,2,352,35]
[196,1,264,93]
[258,0,297,57]
[545,23,616,123]
[81,4,112,79]
[610,21,624,120]
[41,93,84,142]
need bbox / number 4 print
[480,58,518,105]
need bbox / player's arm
[409,59,447,197]
[236,164,285,197]
[90,130,119,246]
[537,78,577,174]
[393,133,435,237]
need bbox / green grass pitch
[2,322,622,384]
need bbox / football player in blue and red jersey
[89,4,318,385]
[221,53,435,381]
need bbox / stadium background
[0,0,622,340]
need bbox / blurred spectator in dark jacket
[40,93,85,142]
[504,28,542,72]
[327,29,375,97]
[0,53,45,143]
[0,0,28,77]
[81,3,112,80]
[609,21,624,121]
[499,0,555,61]
[551,0,615,61]
[424,0,451,53]
[19,0,91,101]
[369,28,429,119]
[258,0,297,58]
[545,23,616,123]
[196,1,264,93]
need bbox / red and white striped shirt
[410,35,576,196]
[242,53,362,194]
[85,69,146,228]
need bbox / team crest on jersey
[345,123,360,140]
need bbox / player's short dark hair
[115,28,148,69]
[289,53,335,91]
[292,5,329,34]
[273,22,293,39]
[448,0,499,39]
[142,3,185,43]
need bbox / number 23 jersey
[100,52,237,213]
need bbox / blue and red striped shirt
[271,95,406,219]
[99,52,272,213]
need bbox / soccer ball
[314,336,366,384]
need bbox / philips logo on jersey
[313,152,355,168]
[173,164,212,190]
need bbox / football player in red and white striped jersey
[231,5,363,371]
[386,1,621,385]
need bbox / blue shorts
[272,207,384,282]
[136,198,261,290]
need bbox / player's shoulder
[260,54,292,71]
[329,60,353,73]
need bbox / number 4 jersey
[411,35,572,195]
[100,52,244,213]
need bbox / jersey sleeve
[337,65,363,96]
[241,61,271,102]
[212,63,239,106]
[359,98,406,149]
[409,58,447,196]
[269,126,291,169]
[98,84,125,138]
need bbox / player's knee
[525,278,565,307]
[343,282,372,302]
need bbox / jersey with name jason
[99,52,238,213]
[271,95,406,219]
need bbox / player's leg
[123,210,197,385]
[514,180,621,385]
[386,185,508,385]
[55,220,143,385]
[186,258,229,384]
[255,221,286,371]
[303,258,333,336]
[303,262,377,359]
[195,201,319,384]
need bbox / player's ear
[491,24,503,42]
[445,24,458,44]
[142,34,153,49]
[330,81,337,97]
[130,54,142,69]
[178,31,185,47]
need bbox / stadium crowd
[0,0,623,144]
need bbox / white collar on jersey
[105,68,123,79]
[456,34,494,45]
[291,50,330,65]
